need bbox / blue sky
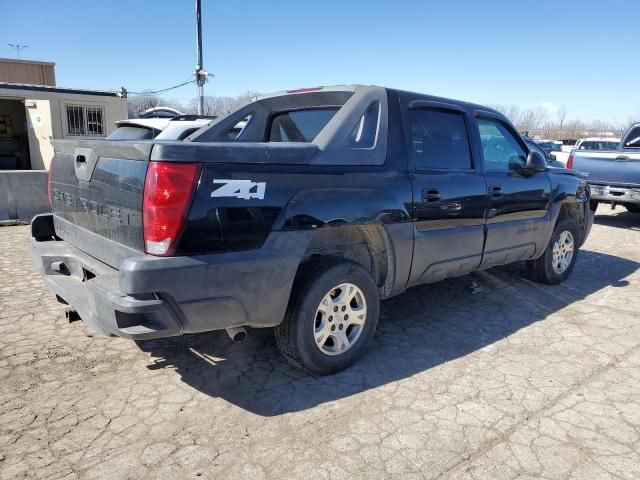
[2,0,638,123]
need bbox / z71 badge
[211,179,266,200]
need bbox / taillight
[566,151,574,169]
[143,161,202,256]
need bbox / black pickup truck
[31,85,594,374]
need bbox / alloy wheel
[313,283,367,356]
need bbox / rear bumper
[30,237,182,339]
[589,184,640,205]
[30,214,311,340]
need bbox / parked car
[534,140,562,156]
[31,85,594,374]
[568,124,640,212]
[553,146,574,165]
[107,115,215,141]
[523,137,565,168]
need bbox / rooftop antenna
[8,43,28,59]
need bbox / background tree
[557,105,569,129]
[182,92,261,116]
[128,92,161,116]
[491,103,638,139]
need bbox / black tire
[526,217,579,285]
[625,204,640,213]
[274,258,380,375]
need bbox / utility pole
[195,0,205,115]
[8,44,28,59]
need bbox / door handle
[422,188,440,203]
[490,186,503,199]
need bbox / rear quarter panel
[178,163,413,254]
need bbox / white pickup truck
[554,138,621,165]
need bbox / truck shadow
[593,209,640,230]
[136,249,638,416]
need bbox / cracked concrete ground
[1,206,640,479]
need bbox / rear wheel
[625,204,640,213]
[274,258,379,375]
[527,217,579,284]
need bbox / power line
[128,79,196,95]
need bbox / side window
[477,118,527,172]
[578,141,596,150]
[410,108,472,170]
[65,104,105,137]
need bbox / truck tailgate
[50,140,151,267]
[572,150,640,186]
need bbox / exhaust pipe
[226,326,247,342]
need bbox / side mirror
[526,150,547,172]
[550,153,557,161]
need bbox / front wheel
[526,217,579,284]
[275,258,380,375]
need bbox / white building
[0,81,127,170]
[0,58,128,222]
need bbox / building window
[66,105,105,136]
